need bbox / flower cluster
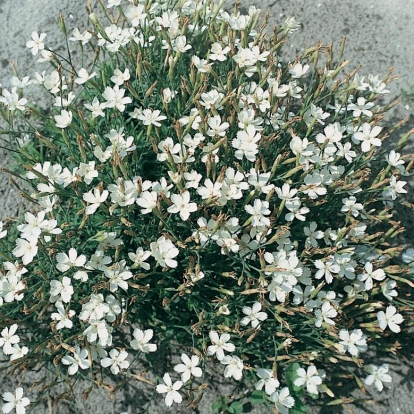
[0,0,413,412]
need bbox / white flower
[270,387,295,414]
[54,110,72,128]
[56,248,87,272]
[377,305,403,333]
[86,250,112,271]
[83,320,112,346]
[383,175,407,200]
[245,199,271,228]
[294,365,322,395]
[209,42,231,61]
[0,325,20,355]
[136,191,158,214]
[221,355,244,380]
[402,247,414,265]
[17,211,47,240]
[240,302,268,328]
[12,237,38,265]
[69,28,92,44]
[1,275,26,303]
[303,103,330,126]
[301,172,327,199]
[232,125,261,162]
[130,328,157,353]
[289,62,309,78]
[83,188,109,215]
[156,373,183,407]
[382,279,398,301]
[107,0,122,8]
[49,276,74,303]
[285,198,309,222]
[229,14,250,30]
[104,261,133,292]
[105,294,121,323]
[74,68,96,84]
[134,108,167,127]
[191,55,212,72]
[207,331,235,361]
[79,293,109,321]
[150,236,179,268]
[51,302,75,330]
[275,183,298,201]
[200,89,224,109]
[173,353,202,383]
[172,35,191,53]
[336,141,356,163]
[385,150,405,169]
[26,31,46,55]
[197,179,222,200]
[353,123,382,152]
[41,71,67,94]
[347,97,374,117]
[156,137,180,162]
[255,368,280,395]
[341,196,364,217]
[111,68,130,86]
[84,97,106,117]
[314,302,337,327]
[101,349,130,375]
[364,364,392,391]
[102,85,132,112]
[9,345,29,362]
[0,88,28,111]
[128,247,151,270]
[314,258,339,284]
[338,329,367,356]
[316,123,343,144]
[124,4,147,27]
[162,87,177,103]
[53,92,75,108]
[61,346,90,375]
[184,170,202,189]
[207,115,229,137]
[2,387,30,414]
[368,74,389,94]
[167,191,198,221]
[358,262,386,291]
[304,221,324,248]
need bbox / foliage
[0,0,414,412]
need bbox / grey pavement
[0,1,414,413]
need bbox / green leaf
[229,401,244,413]
[285,362,304,393]
[250,390,266,404]
[289,397,308,414]
[212,398,224,413]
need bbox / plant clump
[0,0,413,412]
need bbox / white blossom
[173,353,202,383]
[221,355,244,380]
[156,373,183,407]
[100,349,130,375]
[364,364,392,391]
[130,328,157,353]
[294,365,322,395]
[61,346,90,375]
[377,305,403,333]
[207,331,235,361]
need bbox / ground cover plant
[0,0,414,412]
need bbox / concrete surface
[1,0,414,413]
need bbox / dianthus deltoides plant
[0,0,414,412]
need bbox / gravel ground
[0,1,413,413]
